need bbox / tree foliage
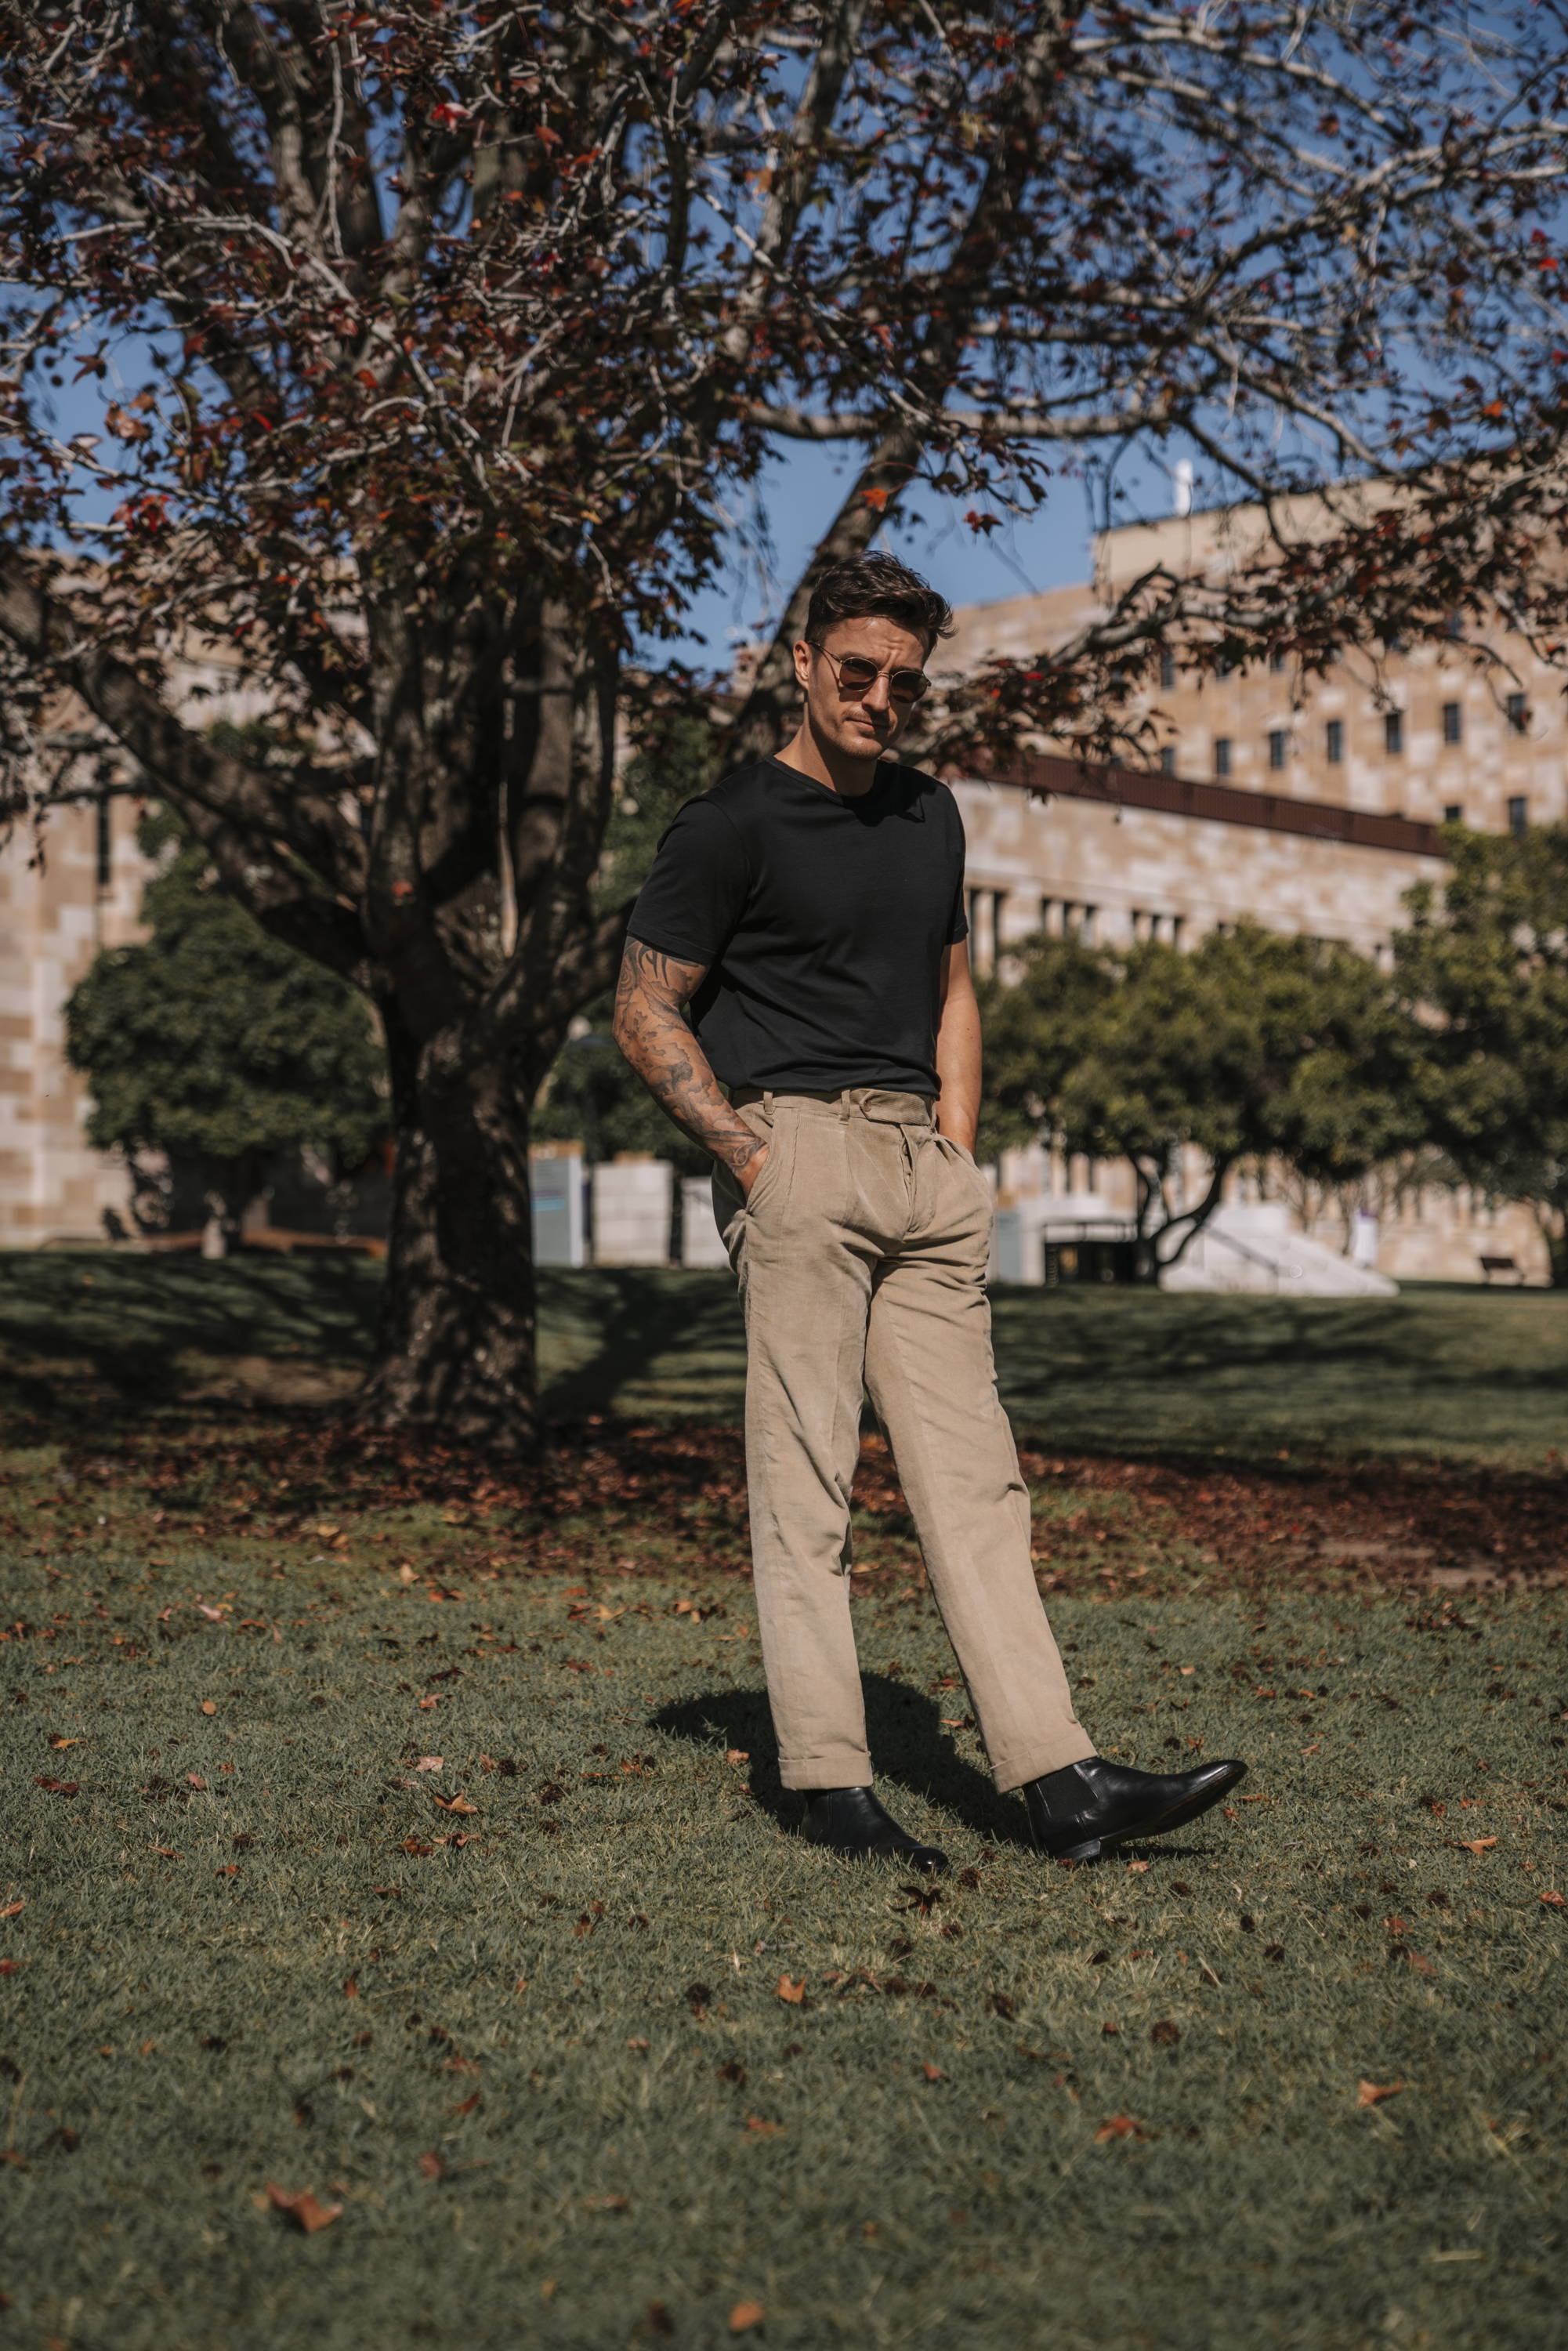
[1396,824,1568,1285]
[1,3,1566,1436]
[981,925,1420,1267]
[65,806,388,1249]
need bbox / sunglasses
[813,643,931,705]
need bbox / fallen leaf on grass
[1457,1838,1498,1855]
[32,1779,78,1797]
[1357,2080,1404,2106]
[418,2150,444,2181]
[744,2116,784,2135]
[1150,2021,1181,2045]
[0,1901,23,1921]
[776,1976,806,2005]
[415,1757,444,1773]
[1094,2114,1141,2142]
[585,2193,628,2212]
[400,1839,436,1857]
[266,2183,342,2232]
[342,1978,358,1999]
[186,1774,207,1791]
[200,1701,216,1717]
[726,1749,749,1766]
[449,2090,481,2117]
[1540,1890,1565,1907]
[46,1737,82,1751]
[1126,1859,1150,1873]
[730,2305,765,2335]
[150,1846,180,1861]
[430,1792,478,1816]
[921,2062,946,2081]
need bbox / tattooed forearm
[611,938,766,1177]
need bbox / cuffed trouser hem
[991,1730,1099,1797]
[777,1751,875,1793]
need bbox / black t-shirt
[627,755,969,1096]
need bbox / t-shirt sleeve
[627,796,751,967]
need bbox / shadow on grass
[655,1673,1024,1846]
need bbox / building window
[1214,736,1232,777]
[1325,718,1344,763]
[1384,709,1404,755]
[1159,744,1176,775]
[1077,905,1097,944]
[1508,795,1528,838]
[1170,915,1186,950]
[1039,896,1054,935]
[1443,802,1463,825]
[1441,701,1462,745]
[95,797,113,893]
[1507,691,1527,734]
[1159,650,1175,691]
[1267,728,1287,772]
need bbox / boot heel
[1052,1837,1104,1864]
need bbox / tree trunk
[355,1000,543,1450]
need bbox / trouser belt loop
[838,1089,852,1121]
[762,1088,775,1114]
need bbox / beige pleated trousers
[711,1085,1095,1795]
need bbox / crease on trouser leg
[730,1128,875,1791]
[864,1221,1095,1794]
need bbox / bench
[1478,1253,1523,1285]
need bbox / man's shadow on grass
[652,1672,1232,1864]
[655,1671,1026,1844]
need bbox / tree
[65,806,389,1255]
[533,719,714,1174]
[981,926,1420,1274]
[1396,825,1568,1287]
[2,5,1566,1443]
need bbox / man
[614,552,1245,1871]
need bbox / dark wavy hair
[802,552,953,655]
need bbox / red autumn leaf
[921,2062,945,2081]
[342,1977,359,1998]
[744,2116,784,2135]
[187,1774,207,1791]
[1540,1889,1565,1907]
[1094,2114,1139,2141]
[1457,1837,1497,1854]
[861,485,891,511]
[0,1900,23,1920]
[430,1791,478,1815]
[33,1778,78,1796]
[449,2089,481,2117]
[266,2182,342,2232]
[1357,2080,1404,2106]
[729,2305,766,2335]
[418,2150,444,2179]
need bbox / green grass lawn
[2,1253,1566,2346]
[2,1543,1564,2349]
[5,1250,1568,1464]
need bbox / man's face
[791,614,929,762]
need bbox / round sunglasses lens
[892,672,929,701]
[837,657,879,686]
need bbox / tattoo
[611,937,766,1176]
